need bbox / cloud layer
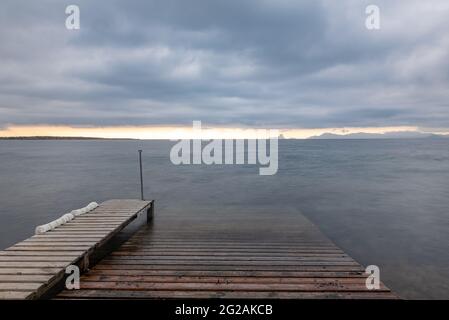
[1,0,448,129]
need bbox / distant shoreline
[1,136,448,141]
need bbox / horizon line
[2,124,449,140]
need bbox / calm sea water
[0,139,448,299]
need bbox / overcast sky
[1,0,449,133]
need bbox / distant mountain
[309,131,449,139]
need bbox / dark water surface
[0,139,448,299]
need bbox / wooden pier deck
[0,199,152,299]
[58,209,397,299]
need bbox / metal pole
[138,150,144,200]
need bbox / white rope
[35,202,99,235]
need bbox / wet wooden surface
[58,210,397,299]
[0,199,151,299]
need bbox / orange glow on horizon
[0,124,441,139]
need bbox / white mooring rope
[35,202,99,235]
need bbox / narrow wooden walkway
[58,210,397,299]
[0,199,152,299]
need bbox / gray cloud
[0,0,449,128]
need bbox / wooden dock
[57,208,397,299]
[0,199,152,299]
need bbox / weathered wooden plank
[100,259,359,266]
[0,275,54,282]
[6,246,91,251]
[108,255,353,262]
[8,244,93,249]
[73,219,133,222]
[0,256,77,262]
[111,252,348,257]
[21,240,98,245]
[60,224,121,227]
[24,239,100,243]
[139,241,337,247]
[0,251,84,256]
[46,231,114,234]
[40,232,111,236]
[113,249,343,254]
[119,245,341,250]
[136,242,332,246]
[31,235,104,239]
[87,269,366,278]
[133,238,332,242]
[0,269,61,277]
[78,281,391,292]
[10,242,97,247]
[51,228,116,232]
[120,245,339,250]
[116,252,346,259]
[57,289,396,300]
[94,264,364,271]
[0,282,42,290]
[80,275,375,285]
[0,291,33,299]
[77,215,135,218]
[0,261,70,268]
